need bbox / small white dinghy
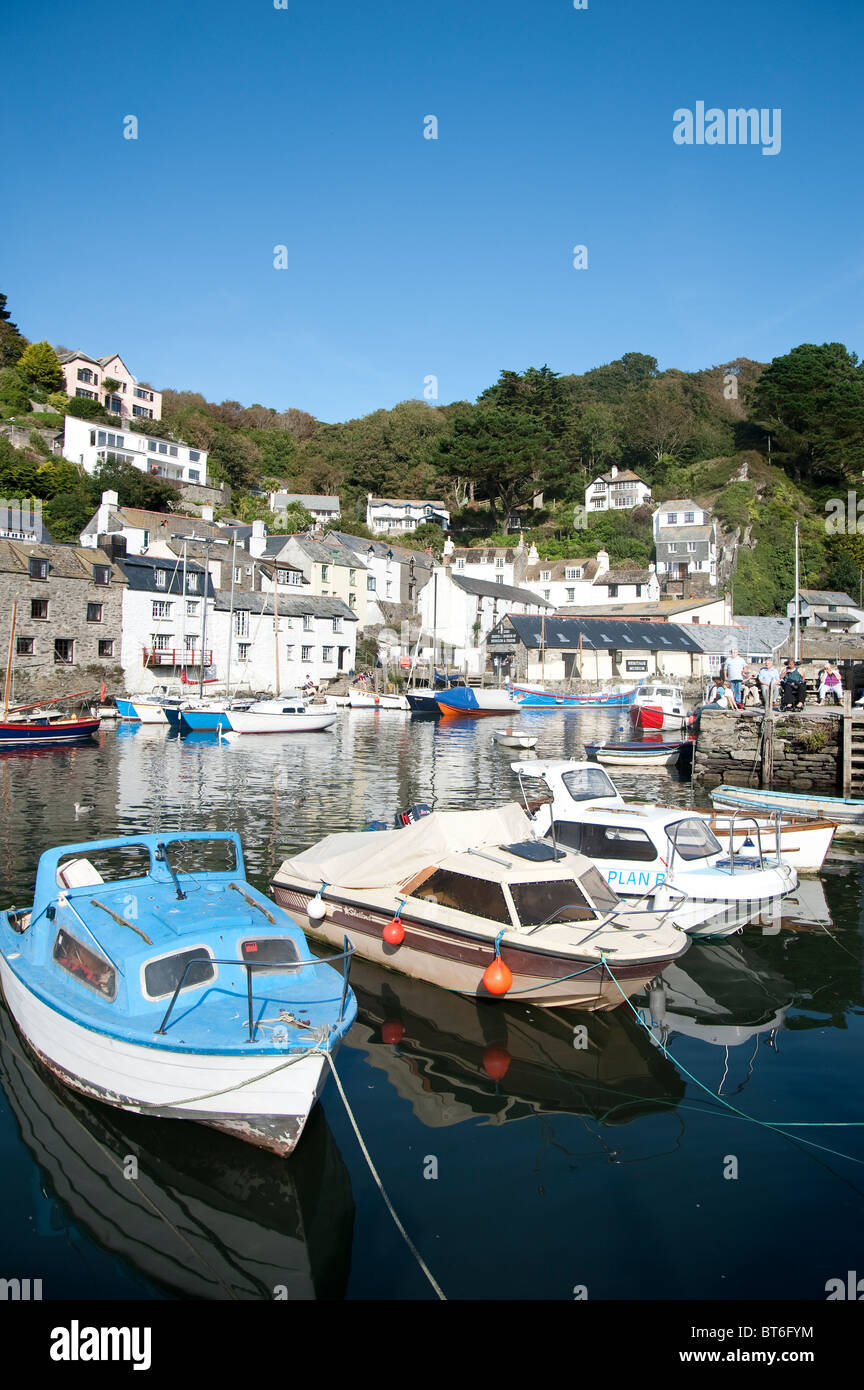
[493,728,538,750]
[348,689,409,711]
[225,699,338,735]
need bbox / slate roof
[119,554,214,597]
[798,589,859,608]
[451,547,518,563]
[656,499,702,513]
[556,596,722,618]
[591,469,647,484]
[82,505,223,541]
[501,614,703,652]
[655,525,713,543]
[330,532,432,570]
[0,540,124,582]
[523,559,597,583]
[272,493,340,511]
[370,497,447,509]
[213,592,357,620]
[278,533,368,568]
[683,620,789,656]
[452,575,554,607]
[592,561,653,586]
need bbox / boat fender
[383,899,406,946]
[308,886,328,922]
[381,1020,405,1044]
[482,1044,511,1080]
[482,929,513,996]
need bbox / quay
[692,694,864,794]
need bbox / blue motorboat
[180,706,233,732]
[0,831,356,1156]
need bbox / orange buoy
[482,1044,511,1080]
[482,956,513,996]
[381,1021,405,1045]
[383,916,405,946]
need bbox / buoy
[307,893,326,922]
[482,956,512,996]
[381,1021,404,1045]
[482,1044,511,1080]
[383,915,405,946]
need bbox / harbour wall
[692,709,843,791]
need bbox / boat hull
[348,691,409,710]
[180,708,232,731]
[710,785,864,835]
[436,688,520,718]
[270,885,682,1011]
[0,717,100,748]
[708,816,835,872]
[116,700,168,725]
[225,711,337,734]
[0,959,330,1157]
[630,705,686,731]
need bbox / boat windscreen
[409,868,511,924]
[510,880,596,926]
[57,845,151,885]
[667,818,722,861]
[164,839,238,875]
[561,766,618,803]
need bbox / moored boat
[0,713,100,748]
[348,689,409,710]
[710,784,864,836]
[508,682,637,709]
[493,728,539,750]
[585,738,693,769]
[436,687,520,718]
[271,802,691,1010]
[629,682,690,731]
[0,831,356,1156]
[224,698,338,735]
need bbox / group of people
[698,649,845,715]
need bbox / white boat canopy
[280,803,534,889]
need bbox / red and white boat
[629,682,690,732]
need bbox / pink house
[58,351,162,422]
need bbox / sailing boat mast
[541,612,546,683]
[579,630,583,698]
[273,576,281,697]
[225,532,237,698]
[4,601,17,719]
[793,521,800,663]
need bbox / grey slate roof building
[452,575,554,608]
[274,533,367,568]
[119,554,215,598]
[213,592,357,620]
[684,619,790,658]
[500,615,703,653]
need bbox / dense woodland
[2,289,864,614]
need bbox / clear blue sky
[2,0,862,422]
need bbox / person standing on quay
[724,648,746,706]
[758,658,779,708]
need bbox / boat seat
[57,858,105,890]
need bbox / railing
[142,648,212,667]
[156,937,356,1041]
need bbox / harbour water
[1,708,862,1300]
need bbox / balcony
[143,648,212,667]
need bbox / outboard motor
[394,802,432,827]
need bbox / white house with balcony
[584,466,651,513]
[209,593,358,690]
[63,415,207,487]
[366,494,449,534]
[58,351,162,421]
[117,553,215,693]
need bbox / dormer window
[186,573,200,593]
[154,569,167,589]
[540,570,551,582]
[28,557,48,580]
[93,565,111,585]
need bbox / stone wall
[0,565,126,703]
[692,709,842,791]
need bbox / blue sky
[2,0,862,421]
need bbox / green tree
[0,367,31,415]
[17,340,64,393]
[0,292,27,368]
[432,408,566,519]
[751,342,864,483]
[64,395,108,422]
[92,458,176,513]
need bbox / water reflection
[0,1001,354,1300]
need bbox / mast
[273,576,281,697]
[198,541,210,700]
[800,525,805,667]
[541,612,546,683]
[579,630,583,698]
[179,540,187,691]
[226,532,237,698]
[3,601,16,720]
[432,569,438,687]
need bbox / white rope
[325,1052,447,1301]
[136,1040,331,1110]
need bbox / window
[667,543,677,553]
[687,542,697,552]
[16,636,33,655]
[30,599,48,621]
[592,500,604,509]
[105,395,122,413]
[158,443,168,454]
[367,576,376,591]
[302,614,313,631]
[92,565,110,585]
[76,388,96,399]
[348,593,357,609]
[495,557,504,568]
[322,645,334,662]
[665,513,677,524]
[152,601,172,619]
[189,450,200,462]
[608,584,618,597]
[98,639,114,657]
[53,929,116,999]
[152,633,171,651]
[285,644,294,660]
[543,590,551,601]
[510,879,595,926]
[540,570,551,582]
[169,446,178,458]
[155,569,167,589]
[555,822,657,863]
[186,573,199,593]
[349,568,357,586]
[233,566,243,583]
[409,869,510,924]
[565,567,577,580]
[666,818,722,862]
[86,602,103,623]
[77,368,94,383]
[321,564,329,581]
[456,558,465,569]
[566,588,575,602]
[134,387,153,401]
[185,632,197,651]
[235,610,250,637]
[142,947,215,1000]
[188,469,200,481]
[560,766,618,802]
[239,937,301,974]
[54,638,74,665]
[186,601,198,616]
[301,645,313,662]
[332,617,343,633]
[238,643,250,662]
[635,585,642,597]
[495,575,504,585]
[148,440,157,452]
[28,557,48,580]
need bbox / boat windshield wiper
[155,841,187,900]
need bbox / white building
[653,499,718,591]
[590,562,660,604]
[80,492,224,556]
[788,590,864,635]
[210,592,358,690]
[366,494,449,534]
[584,466,651,514]
[418,565,552,676]
[334,533,433,625]
[521,548,610,607]
[58,351,162,422]
[270,492,341,525]
[118,554,215,693]
[443,540,525,588]
[64,415,207,487]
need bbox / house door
[338,646,347,671]
[563,652,581,679]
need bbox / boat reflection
[346,959,685,1129]
[0,1003,354,1300]
[637,939,794,1050]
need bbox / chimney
[99,533,127,560]
[442,537,454,558]
[249,518,267,559]
[101,490,119,508]
[527,542,539,564]
[610,465,618,478]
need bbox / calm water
[1,709,862,1301]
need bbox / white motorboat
[348,689,409,711]
[271,802,692,1011]
[493,729,539,750]
[629,682,691,732]
[512,758,835,873]
[224,698,338,735]
[511,760,798,937]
